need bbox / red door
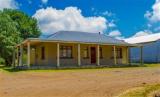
[90,47,96,64]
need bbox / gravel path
[0,67,160,97]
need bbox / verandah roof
[18,31,140,47]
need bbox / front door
[90,47,96,64]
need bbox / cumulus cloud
[41,0,48,4]
[132,30,152,37]
[144,0,160,22]
[33,7,108,34]
[108,30,121,37]
[108,30,124,40]
[108,20,116,28]
[0,0,18,10]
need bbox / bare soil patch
[0,67,160,97]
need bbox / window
[112,47,122,59]
[117,48,122,58]
[41,47,45,60]
[100,47,103,58]
[60,46,72,58]
[83,47,89,58]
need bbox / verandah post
[17,47,19,67]
[78,44,81,66]
[27,42,30,67]
[57,43,60,67]
[19,44,23,66]
[114,46,117,65]
[12,47,16,68]
[97,45,100,66]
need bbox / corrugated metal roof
[40,31,130,45]
[125,33,160,44]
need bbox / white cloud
[144,0,160,22]
[108,30,125,40]
[41,0,48,4]
[33,7,108,34]
[132,30,152,37]
[0,0,18,10]
[108,30,121,37]
[108,20,116,28]
[102,11,113,17]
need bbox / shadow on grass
[1,63,159,72]
[0,64,150,72]
[0,65,28,72]
[3,68,28,72]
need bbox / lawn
[0,64,160,97]
[118,84,160,97]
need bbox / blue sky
[0,0,160,38]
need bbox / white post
[16,47,19,66]
[97,45,100,66]
[78,44,81,66]
[127,47,130,65]
[12,48,16,67]
[19,45,23,66]
[27,42,30,67]
[57,43,60,67]
[114,46,117,65]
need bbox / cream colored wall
[100,45,114,65]
[32,42,57,66]
[80,44,114,65]
[59,43,78,66]
[30,42,129,66]
[116,46,129,64]
[122,46,129,64]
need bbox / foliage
[0,9,41,65]
[3,9,41,39]
[0,11,21,65]
[0,57,5,65]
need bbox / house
[125,33,160,63]
[15,31,140,68]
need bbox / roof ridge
[46,32,59,38]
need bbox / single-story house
[125,33,160,63]
[14,31,141,68]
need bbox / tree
[0,9,41,65]
[0,11,21,65]
[3,9,41,39]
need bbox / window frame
[60,45,73,59]
[111,47,123,59]
[83,47,89,59]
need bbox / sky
[0,0,160,39]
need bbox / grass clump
[118,84,160,97]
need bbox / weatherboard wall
[29,42,129,66]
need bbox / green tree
[0,9,41,65]
[3,9,41,39]
[0,11,21,65]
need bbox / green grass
[143,64,160,67]
[0,64,160,73]
[117,84,160,97]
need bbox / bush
[0,57,5,65]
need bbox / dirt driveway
[0,67,160,97]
